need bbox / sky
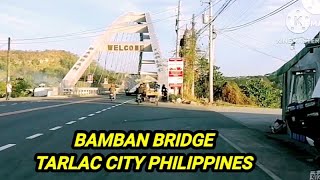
[0,0,319,77]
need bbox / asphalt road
[0,95,318,180]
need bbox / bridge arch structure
[60,12,167,94]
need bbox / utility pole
[175,0,182,96]
[208,0,214,103]
[6,37,11,100]
[191,14,195,97]
[176,0,182,58]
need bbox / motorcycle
[136,94,142,104]
[109,93,115,101]
[162,91,168,102]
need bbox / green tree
[194,57,226,100]
[239,78,281,108]
[12,79,32,97]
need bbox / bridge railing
[61,87,122,96]
[62,88,100,96]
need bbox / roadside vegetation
[0,50,111,97]
[0,45,282,107]
[179,29,282,108]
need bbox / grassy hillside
[0,50,79,86]
[0,50,115,97]
[0,50,113,87]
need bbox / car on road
[125,84,140,96]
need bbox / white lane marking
[101,109,107,111]
[66,121,76,125]
[26,133,43,140]
[96,111,101,114]
[22,102,27,104]
[123,99,133,104]
[88,114,95,117]
[0,98,104,117]
[0,144,16,152]
[78,117,87,120]
[0,104,6,107]
[11,103,17,105]
[107,107,112,110]
[49,126,62,131]
[111,106,116,108]
[219,134,282,180]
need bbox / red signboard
[169,68,183,77]
[168,58,184,88]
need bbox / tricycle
[145,90,159,106]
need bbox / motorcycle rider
[136,84,144,102]
[109,83,116,100]
[161,84,168,101]
[140,83,147,101]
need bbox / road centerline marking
[78,117,87,120]
[0,144,16,152]
[88,114,95,117]
[26,133,43,140]
[0,98,104,117]
[219,133,282,180]
[49,126,62,131]
[102,109,107,111]
[96,111,101,114]
[66,121,76,125]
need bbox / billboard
[168,58,184,87]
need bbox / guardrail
[61,87,121,96]
[62,88,99,96]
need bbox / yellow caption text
[71,130,218,149]
[34,153,257,172]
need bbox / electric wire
[1,15,177,43]
[219,0,299,32]
[219,30,287,62]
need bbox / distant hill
[0,50,109,87]
[225,74,282,89]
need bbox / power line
[220,0,298,32]
[9,15,177,44]
[152,7,178,15]
[197,0,237,36]
[213,0,238,21]
[219,31,287,62]
[177,0,224,30]
[220,0,264,30]
[0,15,177,43]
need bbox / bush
[169,94,182,101]
[221,81,255,105]
[0,81,5,97]
[12,79,32,97]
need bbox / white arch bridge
[59,12,167,96]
